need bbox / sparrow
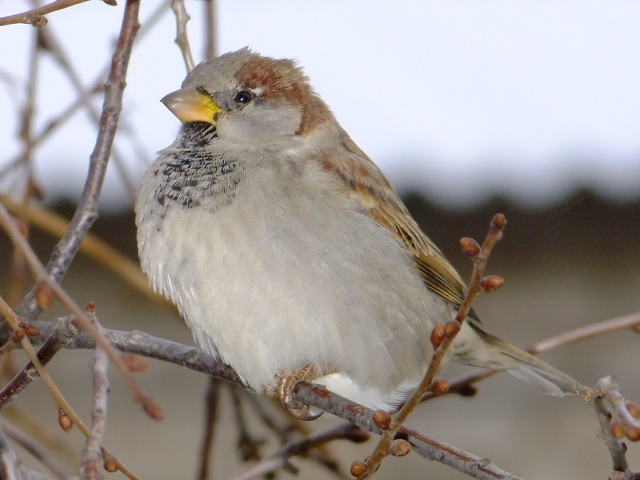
[135,48,583,416]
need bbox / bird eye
[234,90,253,104]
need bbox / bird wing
[315,129,469,311]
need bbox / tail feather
[455,322,584,397]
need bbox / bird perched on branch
[136,48,583,417]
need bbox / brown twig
[244,395,297,444]
[5,308,638,480]
[0,193,166,304]
[229,385,266,463]
[593,376,640,479]
[0,425,23,479]
[293,383,526,480]
[0,297,136,480]
[0,317,244,401]
[36,26,141,199]
[530,311,640,354]
[0,320,67,409]
[203,0,217,60]
[0,203,159,421]
[0,0,102,28]
[16,0,140,323]
[359,214,507,478]
[0,0,162,421]
[81,312,110,480]
[197,378,222,480]
[0,417,79,480]
[170,0,195,72]
[229,423,367,480]
[420,310,640,403]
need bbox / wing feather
[316,130,470,312]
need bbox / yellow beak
[161,87,224,124]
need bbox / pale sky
[1,1,639,209]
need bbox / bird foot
[265,364,324,421]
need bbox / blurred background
[0,1,639,479]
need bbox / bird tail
[455,323,585,397]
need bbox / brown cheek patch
[235,56,332,135]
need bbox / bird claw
[266,365,324,421]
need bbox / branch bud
[430,323,446,349]
[58,409,73,432]
[457,385,478,397]
[25,324,40,337]
[491,213,507,232]
[11,329,25,343]
[627,426,640,442]
[123,354,149,372]
[460,237,480,258]
[430,379,450,394]
[627,402,640,419]
[388,439,412,457]
[611,421,625,439]
[444,321,460,336]
[35,282,53,310]
[103,455,119,473]
[480,275,504,292]
[373,410,391,430]
[350,460,367,477]
[140,397,164,420]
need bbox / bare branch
[530,312,640,354]
[0,0,103,28]
[170,0,195,72]
[292,383,526,480]
[196,378,222,480]
[6,313,640,480]
[81,314,110,480]
[0,203,158,421]
[593,377,640,479]
[230,423,366,480]
[360,214,507,478]
[0,424,22,480]
[203,0,217,60]
[0,417,79,480]
[0,194,164,304]
[16,0,140,322]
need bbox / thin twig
[293,383,526,480]
[0,322,66,409]
[229,385,265,463]
[0,318,243,405]
[420,310,640,403]
[4,308,638,480]
[0,194,166,304]
[530,312,640,354]
[16,0,140,322]
[81,312,110,480]
[0,0,100,27]
[0,417,79,480]
[36,27,140,199]
[593,377,640,479]
[360,214,507,478]
[0,0,161,420]
[229,423,367,480]
[170,0,195,72]
[197,378,222,480]
[0,297,135,480]
[0,203,159,421]
[0,424,21,479]
[203,0,217,60]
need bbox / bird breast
[136,147,453,409]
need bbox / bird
[135,48,584,417]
